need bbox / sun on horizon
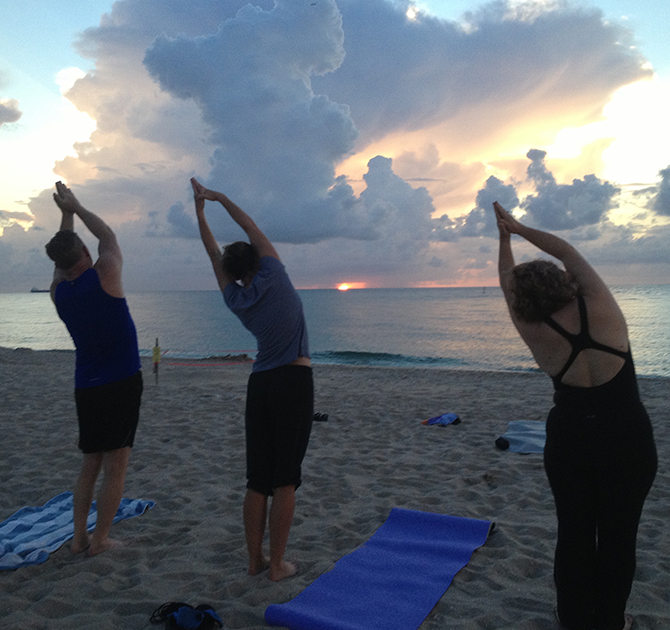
[337,282,367,291]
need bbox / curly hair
[222,241,260,282]
[511,259,580,322]
[45,230,86,270]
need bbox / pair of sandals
[150,602,223,630]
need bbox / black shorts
[245,365,313,496]
[75,371,143,454]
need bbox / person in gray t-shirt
[191,177,313,582]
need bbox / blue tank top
[55,268,141,388]
[224,257,310,372]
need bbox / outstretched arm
[53,182,120,260]
[493,201,608,298]
[52,182,124,297]
[51,194,76,292]
[57,203,75,232]
[191,178,234,291]
[494,202,515,299]
[190,178,279,260]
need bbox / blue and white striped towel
[0,491,155,570]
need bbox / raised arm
[190,178,279,260]
[57,202,75,232]
[493,201,608,298]
[50,193,77,291]
[494,202,515,300]
[52,182,124,296]
[53,182,120,259]
[191,178,233,291]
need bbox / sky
[1,0,669,292]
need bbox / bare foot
[70,534,91,554]
[85,538,127,557]
[269,560,298,582]
[248,555,271,576]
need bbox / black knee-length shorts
[75,371,143,454]
[245,365,313,496]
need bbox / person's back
[191,177,312,582]
[55,267,140,388]
[493,201,656,630]
[224,256,309,372]
[518,289,629,389]
[46,182,143,557]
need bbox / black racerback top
[544,295,630,387]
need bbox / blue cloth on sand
[0,491,155,570]
[498,420,546,453]
[265,507,493,630]
[423,413,460,426]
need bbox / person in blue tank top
[191,177,313,582]
[46,181,142,557]
[493,202,656,630]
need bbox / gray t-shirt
[224,256,310,372]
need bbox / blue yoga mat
[0,491,155,570]
[265,508,493,630]
[497,420,546,453]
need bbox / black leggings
[544,401,656,630]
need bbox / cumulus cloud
[456,175,520,238]
[0,210,33,228]
[140,0,640,248]
[0,223,53,292]
[646,166,670,216]
[313,0,651,147]
[2,0,664,291]
[0,98,22,126]
[143,0,368,243]
[521,149,620,231]
[446,149,621,242]
[588,223,670,266]
[359,155,436,240]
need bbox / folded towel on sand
[0,491,155,570]
[265,508,493,630]
[496,420,546,453]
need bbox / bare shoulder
[94,255,125,298]
[581,291,628,346]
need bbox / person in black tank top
[493,202,657,630]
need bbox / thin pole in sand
[152,337,161,385]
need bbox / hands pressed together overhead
[53,181,80,215]
[190,177,220,208]
[493,201,523,239]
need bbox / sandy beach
[0,347,667,629]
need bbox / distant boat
[30,288,50,293]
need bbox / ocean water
[1,285,669,377]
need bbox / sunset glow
[1,1,669,292]
[337,282,367,291]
